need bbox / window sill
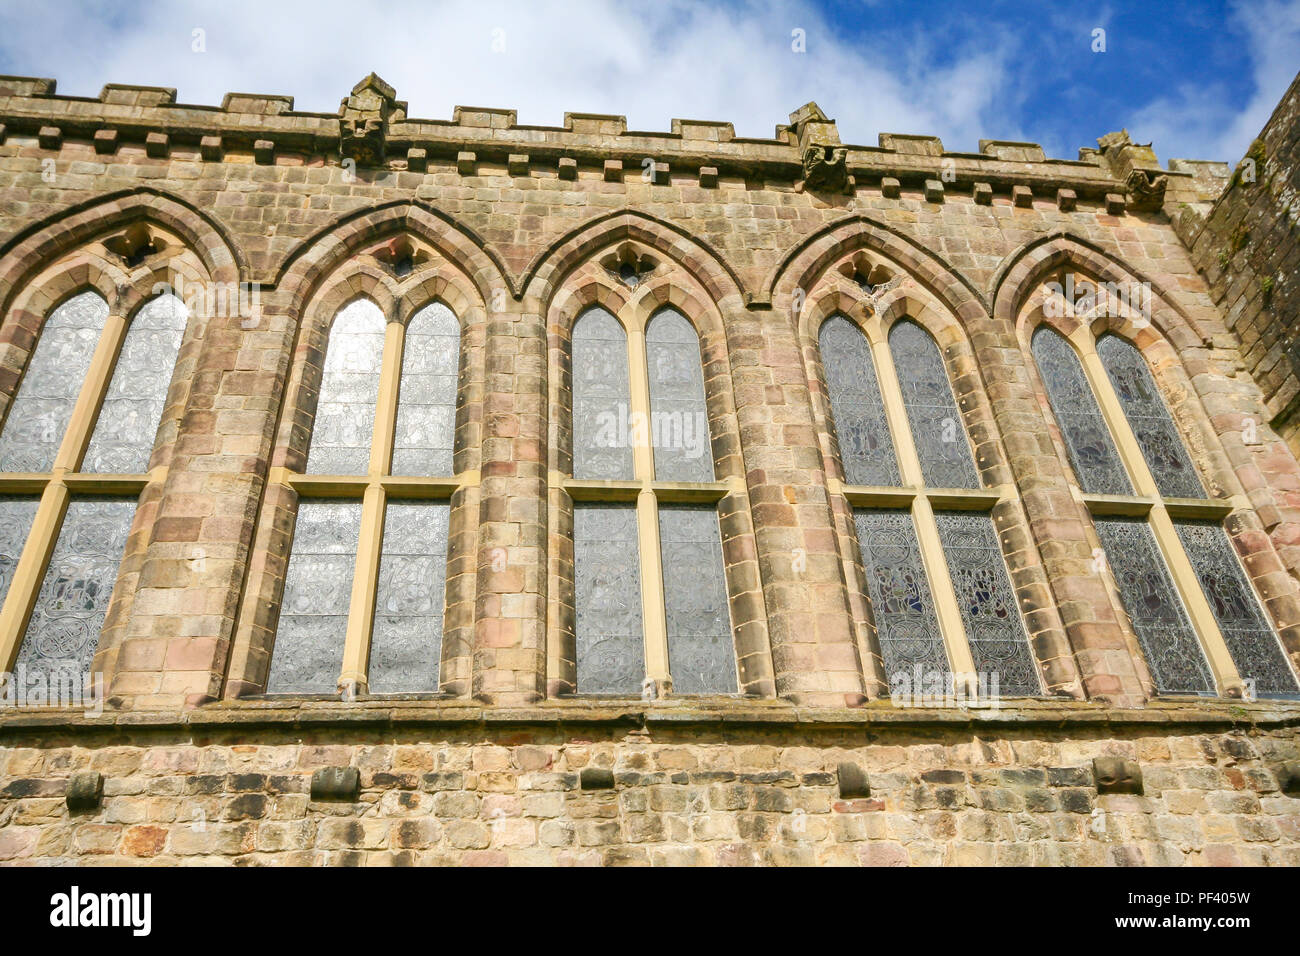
[2,695,1299,735]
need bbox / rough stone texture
[0,73,1298,864]
[1179,72,1300,456]
[1,706,1298,866]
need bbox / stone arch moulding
[525,209,748,315]
[765,213,986,320]
[0,187,245,317]
[272,200,510,310]
[991,231,1214,348]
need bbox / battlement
[0,73,1229,205]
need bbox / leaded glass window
[267,501,361,694]
[0,284,194,686]
[392,302,458,477]
[1029,308,1298,699]
[1031,326,1132,495]
[659,504,735,693]
[574,502,643,694]
[306,299,386,475]
[13,498,136,683]
[646,310,713,483]
[1097,334,1205,499]
[820,308,1040,698]
[265,291,464,696]
[572,308,633,480]
[934,511,1040,695]
[0,291,108,472]
[1094,517,1214,695]
[889,321,979,489]
[1175,520,1299,697]
[369,501,450,694]
[819,315,899,486]
[567,302,736,698]
[83,294,187,474]
[0,498,39,608]
[854,510,948,691]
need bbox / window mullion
[369,318,405,478]
[864,317,924,487]
[1071,328,1246,696]
[339,482,387,695]
[56,312,128,472]
[626,322,669,689]
[0,480,70,671]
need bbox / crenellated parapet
[0,74,1230,211]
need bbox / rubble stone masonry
[0,71,1298,865]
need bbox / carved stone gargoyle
[784,101,854,195]
[339,73,404,167]
[1125,168,1168,211]
[803,144,851,194]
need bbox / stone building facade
[0,71,1298,866]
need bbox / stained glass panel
[646,310,714,482]
[574,502,643,693]
[83,294,187,474]
[305,300,385,476]
[1031,327,1133,495]
[1094,516,1214,695]
[0,292,108,473]
[368,501,450,694]
[934,511,1040,695]
[266,501,361,693]
[0,497,39,609]
[889,321,979,488]
[1097,334,1205,498]
[853,509,949,691]
[820,316,900,487]
[572,309,634,480]
[658,504,735,694]
[15,497,135,683]
[1175,520,1299,697]
[392,302,459,477]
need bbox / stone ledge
[2,696,1298,736]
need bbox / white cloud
[0,0,1025,152]
[1127,0,1300,162]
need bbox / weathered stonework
[0,71,1298,866]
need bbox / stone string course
[0,72,1298,865]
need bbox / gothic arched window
[266,299,460,696]
[1032,324,1298,698]
[822,314,1041,697]
[0,290,188,683]
[568,306,735,696]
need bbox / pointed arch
[0,187,244,318]
[767,213,985,320]
[273,200,509,309]
[525,209,747,313]
[991,231,1213,347]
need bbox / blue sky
[0,0,1296,164]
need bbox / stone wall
[0,73,1299,865]
[1179,71,1300,454]
[2,703,1299,867]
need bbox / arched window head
[83,294,187,474]
[0,291,109,472]
[571,308,633,480]
[1096,334,1204,498]
[392,302,459,477]
[646,309,713,482]
[306,299,386,475]
[1030,326,1132,495]
[818,315,899,486]
[888,320,979,488]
